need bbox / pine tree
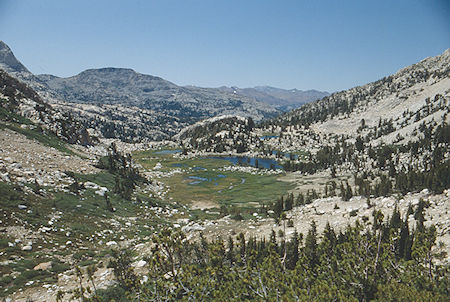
[398,217,411,259]
[304,221,319,270]
[105,193,114,212]
[390,204,401,230]
[238,233,246,266]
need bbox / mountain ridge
[0,40,279,141]
[0,41,51,94]
[217,85,329,111]
[0,41,30,74]
[0,40,327,117]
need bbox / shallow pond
[187,174,228,185]
[154,149,181,155]
[192,166,207,171]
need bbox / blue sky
[0,0,448,92]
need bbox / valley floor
[1,134,449,301]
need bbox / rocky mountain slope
[0,40,286,141]
[271,49,450,134]
[174,115,261,154]
[36,67,279,126]
[0,41,29,75]
[0,69,93,146]
[0,41,53,98]
[217,85,329,111]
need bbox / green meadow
[134,149,293,210]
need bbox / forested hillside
[69,205,449,301]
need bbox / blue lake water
[188,176,209,181]
[193,166,207,171]
[187,174,228,185]
[154,149,181,155]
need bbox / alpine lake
[133,149,294,218]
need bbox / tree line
[67,203,448,301]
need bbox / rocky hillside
[253,50,450,167]
[0,41,54,98]
[270,49,449,135]
[175,115,261,154]
[217,85,329,111]
[0,69,93,146]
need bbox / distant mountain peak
[70,67,170,85]
[0,40,30,74]
[218,85,329,111]
[82,67,136,74]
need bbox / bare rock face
[0,41,29,73]
[21,245,32,251]
[0,128,99,189]
[0,41,50,93]
[33,261,52,271]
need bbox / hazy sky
[0,0,448,92]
